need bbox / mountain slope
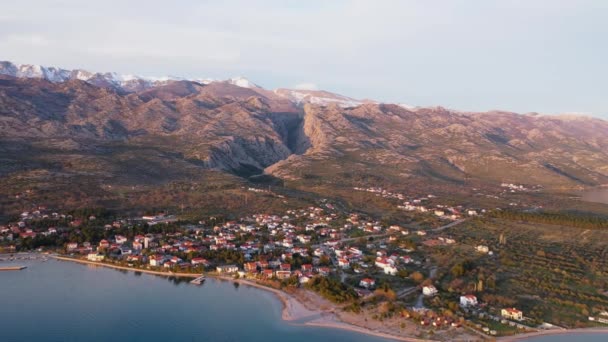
[1,62,608,215]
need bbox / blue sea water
[0,259,393,342]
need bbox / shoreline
[498,327,608,341]
[51,256,427,341]
[50,256,608,341]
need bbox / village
[0,190,555,340]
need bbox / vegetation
[305,276,358,303]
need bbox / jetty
[190,275,206,285]
[0,266,27,271]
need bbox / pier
[190,275,206,285]
[0,266,27,271]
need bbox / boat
[190,275,206,285]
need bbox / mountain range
[1,61,608,214]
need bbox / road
[311,233,390,249]
[429,218,469,232]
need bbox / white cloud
[293,83,318,90]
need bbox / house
[280,263,291,272]
[375,257,392,269]
[501,308,523,321]
[299,275,311,284]
[476,245,490,253]
[338,258,350,269]
[244,262,258,273]
[132,241,143,251]
[87,253,105,262]
[191,258,209,267]
[422,285,438,296]
[359,278,376,289]
[383,265,398,276]
[216,265,239,274]
[275,270,292,279]
[317,267,331,276]
[67,242,78,251]
[115,235,128,244]
[301,264,313,272]
[149,254,165,267]
[460,295,478,307]
[170,256,182,263]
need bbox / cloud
[293,82,318,90]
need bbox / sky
[0,0,607,118]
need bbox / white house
[149,255,165,267]
[359,278,376,289]
[115,235,128,244]
[460,295,478,307]
[216,265,239,273]
[476,245,490,253]
[501,308,523,321]
[423,285,438,296]
[87,253,105,262]
[383,265,398,276]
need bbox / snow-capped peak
[228,76,258,88]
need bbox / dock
[190,275,206,285]
[0,266,27,271]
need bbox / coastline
[498,327,608,341]
[51,256,428,342]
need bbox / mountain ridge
[1,61,608,208]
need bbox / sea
[2,258,607,342]
[0,258,392,342]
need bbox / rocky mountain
[0,61,365,107]
[1,61,608,206]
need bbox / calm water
[580,188,608,204]
[523,333,608,341]
[0,259,391,342]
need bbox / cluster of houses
[3,201,531,335]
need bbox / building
[422,285,438,296]
[132,241,143,251]
[191,258,209,267]
[149,254,165,267]
[460,295,478,307]
[144,237,151,249]
[359,278,376,289]
[87,253,105,262]
[244,262,258,273]
[115,235,128,244]
[275,270,292,279]
[476,245,490,253]
[501,308,523,321]
[216,265,239,274]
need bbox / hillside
[1,63,608,215]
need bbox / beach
[52,255,430,341]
